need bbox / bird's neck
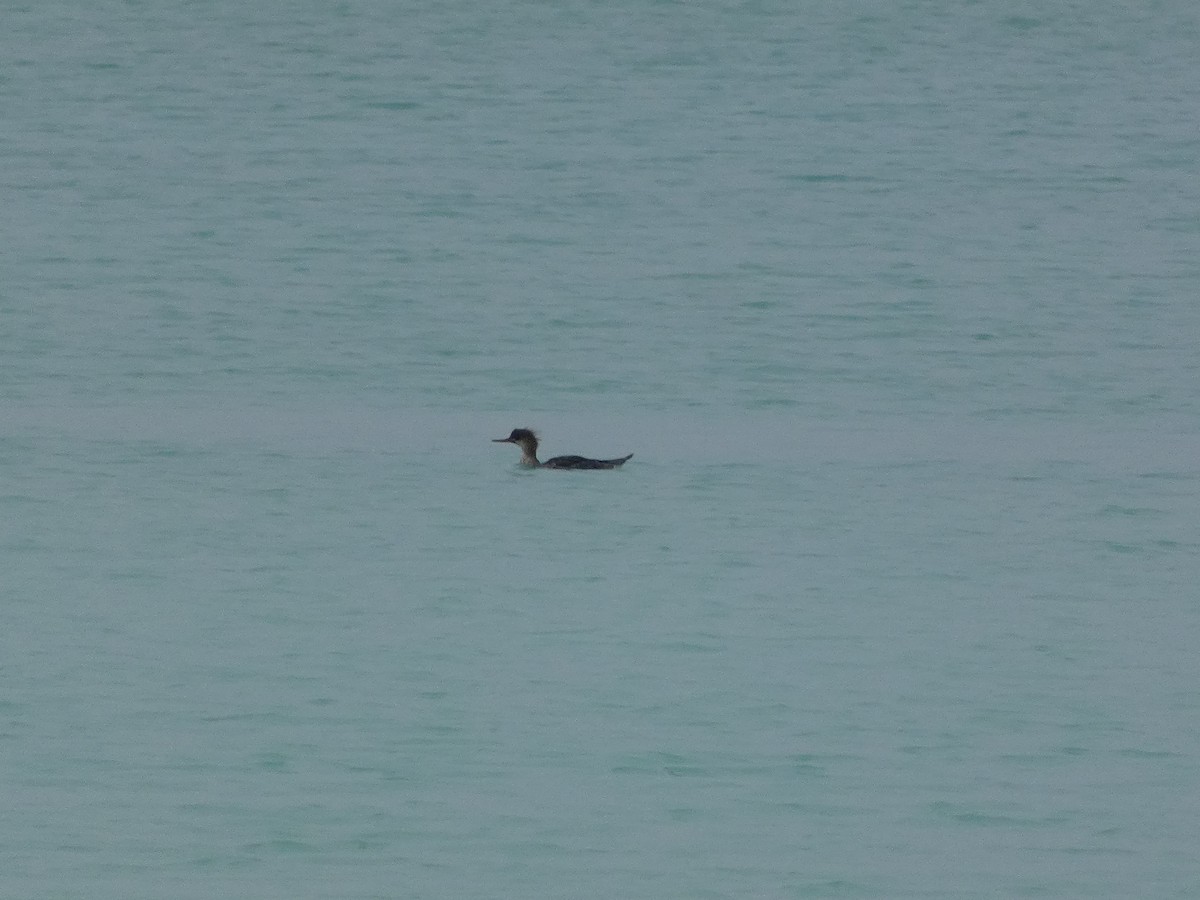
[517,441,540,467]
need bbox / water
[4,2,1200,897]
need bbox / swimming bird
[492,428,633,470]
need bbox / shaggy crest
[505,428,538,447]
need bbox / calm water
[4,2,1200,897]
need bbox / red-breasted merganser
[493,428,633,470]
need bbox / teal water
[5,2,1200,897]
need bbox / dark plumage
[492,429,633,470]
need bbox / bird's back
[543,453,633,470]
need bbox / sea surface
[4,2,1200,897]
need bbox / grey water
[4,1,1200,897]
